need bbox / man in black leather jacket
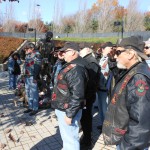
[79,42,101,148]
[51,42,89,150]
[102,36,150,150]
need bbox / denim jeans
[25,76,39,111]
[9,73,18,89]
[97,90,108,125]
[116,145,120,150]
[55,109,82,150]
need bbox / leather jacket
[102,61,150,150]
[83,53,100,105]
[51,56,89,118]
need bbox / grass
[53,37,119,44]
[28,37,119,44]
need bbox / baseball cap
[79,42,92,49]
[59,42,79,52]
[100,42,113,48]
[25,43,35,49]
[117,36,148,60]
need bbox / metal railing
[0,31,150,41]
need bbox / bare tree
[90,0,118,33]
[3,3,16,32]
[73,1,92,33]
[125,0,144,31]
[27,0,44,33]
[52,0,64,33]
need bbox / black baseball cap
[59,42,79,52]
[101,42,113,48]
[118,36,148,60]
[79,42,92,49]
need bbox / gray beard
[117,62,127,69]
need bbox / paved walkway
[0,72,116,150]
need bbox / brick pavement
[0,72,116,150]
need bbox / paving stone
[0,74,117,150]
[22,144,30,150]
[10,146,24,150]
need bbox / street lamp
[28,28,37,46]
[114,21,124,39]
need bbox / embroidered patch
[135,80,149,96]
[52,93,56,100]
[111,93,117,104]
[103,120,111,127]
[115,128,127,135]
[58,84,67,90]
[57,74,63,80]
[64,103,69,109]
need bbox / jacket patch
[103,120,111,127]
[115,128,126,135]
[52,93,56,100]
[111,71,135,105]
[25,70,30,75]
[58,84,67,90]
[63,64,76,73]
[57,64,76,80]
[64,103,69,109]
[57,74,63,80]
[111,94,117,105]
[135,80,149,96]
[26,61,34,67]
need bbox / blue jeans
[97,90,108,125]
[9,73,18,89]
[116,145,120,150]
[25,76,39,111]
[55,109,82,150]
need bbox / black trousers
[81,95,95,143]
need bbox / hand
[108,49,116,60]
[64,116,72,125]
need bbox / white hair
[126,49,142,62]
[79,48,93,57]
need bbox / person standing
[79,43,101,149]
[23,43,42,116]
[51,50,65,87]
[144,40,150,57]
[144,40,150,67]
[51,42,89,150]
[97,42,113,131]
[102,36,150,150]
[8,52,21,90]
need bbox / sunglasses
[115,50,126,56]
[144,46,150,49]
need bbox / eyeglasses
[144,46,150,49]
[115,50,126,56]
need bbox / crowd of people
[6,35,150,150]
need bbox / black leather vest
[102,62,150,145]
